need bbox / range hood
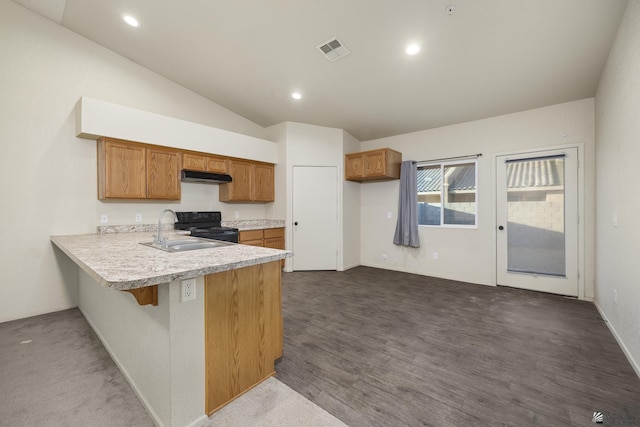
[181,170,232,184]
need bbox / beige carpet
[206,377,348,427]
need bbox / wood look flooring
[275,267,640,427]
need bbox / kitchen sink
[140,237,235,252]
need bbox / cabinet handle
[294,222,299,226]
[498,225,504,230]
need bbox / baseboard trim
[593,302,640,379]
[359,262,494,287]
[339,263,360,271]
[0,303,78,324]
[186,414,208,427]
[79,307,166,427]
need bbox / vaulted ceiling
[13,0,629,141]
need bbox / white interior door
[496,148,578,296]
[292,166,338,271]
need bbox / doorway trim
[492,143,585,300]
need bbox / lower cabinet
[239,228,285,268]
[204,261,282,415]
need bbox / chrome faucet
[154,209,178,247]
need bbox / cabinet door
[364,150,386,177]
[345,154,364,181]
[147,147,181,200]
[263,227,284,247]
[219,160,253,201]
[98,139,146,199]
[239,229,264,246]
[204,262,281,415]
[254,164,274,202]
[183,153,207,171]
[206,156,228,173]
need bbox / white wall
[594,0,640,374]
[0,0,272,322]
[269,122,359,272]
[359,99,595,296]
[342,131,361,270]
[79,272,206,427]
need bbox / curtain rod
[414,153,482,164]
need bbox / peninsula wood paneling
[204,261,282,415]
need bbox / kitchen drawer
[239,229,264,243]
[263,228,284,239]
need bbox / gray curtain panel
[393,160,420,247]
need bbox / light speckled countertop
[51,231,291,290]
[221,219,286,231]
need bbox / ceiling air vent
[317,37,351,62]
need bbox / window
[417,160,477,227]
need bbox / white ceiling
[13,0,629,141]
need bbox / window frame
[416,158,478,229]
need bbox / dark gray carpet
[0,308,154,427]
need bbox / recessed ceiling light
[122,15,140,28]
[406,44,420,55]
[291,92,302,100]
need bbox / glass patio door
[496,148,578,296]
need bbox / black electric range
[174,211,239,243]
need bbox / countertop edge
[51,234,291,290]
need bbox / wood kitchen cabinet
[254,163,275,202]
[98,138,146,199]
[182,152,227,173]
[204,261,282,415]
[239,228,285,268]
[98,138,181,200]
[219,159,274,202]
[96,137,275,201]
[345,148,402,182]
[146,146,181,199]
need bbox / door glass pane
[506,156,565,276]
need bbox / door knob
[294,221,299,226]
[498,225,504,230]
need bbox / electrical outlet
[100,214,108,224]
[433,252,439,260]
[234,211,240,219]
[387,211,392,219]
[181,279,196,302]
[614,289,617,304]
[135,214,142,223]
[612,213,618,227]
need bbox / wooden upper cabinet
[345,155,364,181]
[206,156,227,173]
[182,153,207,171]
[147,146,181,200]
[220,160,253,201]
[98,138,146,199]
[220,159,274,203]
[345,148,402,182]
[97,138,273,202]
[98,137,180,200]
[254,163,275,202]
[183,152,227,174]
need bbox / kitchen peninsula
[51,230,291,427]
